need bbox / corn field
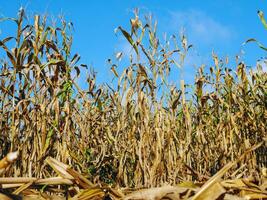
[0,8,266,198]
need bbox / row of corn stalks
[0,9,266,188]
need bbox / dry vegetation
[0,8,266,199]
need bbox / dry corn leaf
[66,168,93,189]
[0,193,13,200]
[0,151,19,174]
[0,177,37,184]
[240,190,267,199]
[71,187,104,200]
[45,157,74,180]
[223,194,246,200]
[221,179,247,189]
[191,181,226,200]
[192,162,234,200]
[124,185,188,200]
[12,181,33,195]
[178,181,199,189]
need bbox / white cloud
[169,9,234,45]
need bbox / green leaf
[118,26,138,55]
[0,17,17,23]
[258,10,267,30]
[258,44,267,51]
[245,38,257,43]
[43,129,54,154]
[40,59,64,70]
[243,38,267,51]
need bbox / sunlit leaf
[111,65,119,77]
[118,26,138,55]
[258,10,267,30]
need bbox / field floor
[0,150,266,200]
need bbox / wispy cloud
[255,59,267,72]
[169,9,234,45]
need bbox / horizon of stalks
[0,8,266,188]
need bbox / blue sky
[1,0,267,87]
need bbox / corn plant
[0,9,266,188]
